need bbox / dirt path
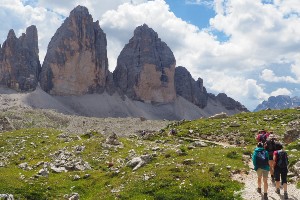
[237,161,300,200]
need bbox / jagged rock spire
[40,5,110,95]
[0,25,41,91]
[113,24,176,103]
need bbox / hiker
[252,142,270,200]
[273,142,289,199]
[264,133,276,182]
[256,129,270,144]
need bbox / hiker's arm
[252,151,256,166]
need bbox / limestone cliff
[113,24,176,103]
[0,26,40,91]
[175,66,208,108]
[40,5,109,95]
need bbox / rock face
[113,24,176,103]
[213,93,248,112]
[0,25,40,91]
[40,5,110,95]
[254,95,300,111]
[175,66,208,108]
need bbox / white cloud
[260,69,298,83]
[270,88,292,96]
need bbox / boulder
[284,129,300,144]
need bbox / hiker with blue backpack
[252,142,270,200]
[273,142,289,199]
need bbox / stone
[208,112,228,119]
[126,154,152,171]
[214,93,248,112]
[105,133,120,145]
[40,6,111,95]
[0,194,14,200]
[38,168,49,177]
[73,174,80,180]
[0,117,14,132]
[113,24,176,103]
[19,162,31,170]
[192,141,208,147]
[69,193,80,200]
[175,66,208,108]
[284,129,300,144]
[0,25,41,91]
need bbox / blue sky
[1,0,300,110]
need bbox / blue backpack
[256,150,268,167]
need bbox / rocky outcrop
[254,95,300,111]
[0,25,40,91]
[175,66,208,108]
[209,93,248,112]
[40,5,110,95]
[113,24,176,103]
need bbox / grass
[0,109,300,199]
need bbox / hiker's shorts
[274,167,288,184]
[257,168,269,178]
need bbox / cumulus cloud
[260,69,298,83]
[270,88,292,96]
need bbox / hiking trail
[235,160,300,200]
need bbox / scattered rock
[73,174,80,181]
[284,129,300,144]
[68,193,80,200]
[126,154,152,171]
[0,117,14,132]
[209,112,228,119]
[38,168,49,177]
[0,194,14,200]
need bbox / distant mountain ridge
[254,95,300,111]
[0,5,249,119]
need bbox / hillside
[1,107,300,199]
[0,86,243,120]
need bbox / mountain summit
[40,5,109,95]
[254,95,300,111]
[0,25,40,91]
[113,24,176,103]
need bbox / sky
[1,0,300,111]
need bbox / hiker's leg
[269,160,274,176]
[281,168,288,193]
[257,169,263,189]
[274,167,280,190]
[262,170,269,193]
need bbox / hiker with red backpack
[252,142,270,200]
[273,142,289,199]
[256,129,270,144]
[264,133,277,182]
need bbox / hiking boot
[284,192,288,199]
[275,188,280,194]
[257,188,261,193]
[263,193,268,200]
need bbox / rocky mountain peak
[113,24,176,103]
[7,29,16,40]
[175,66,208,108]
[0,25,41,91]
[40,5,110,95]
[254,95,300,111]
